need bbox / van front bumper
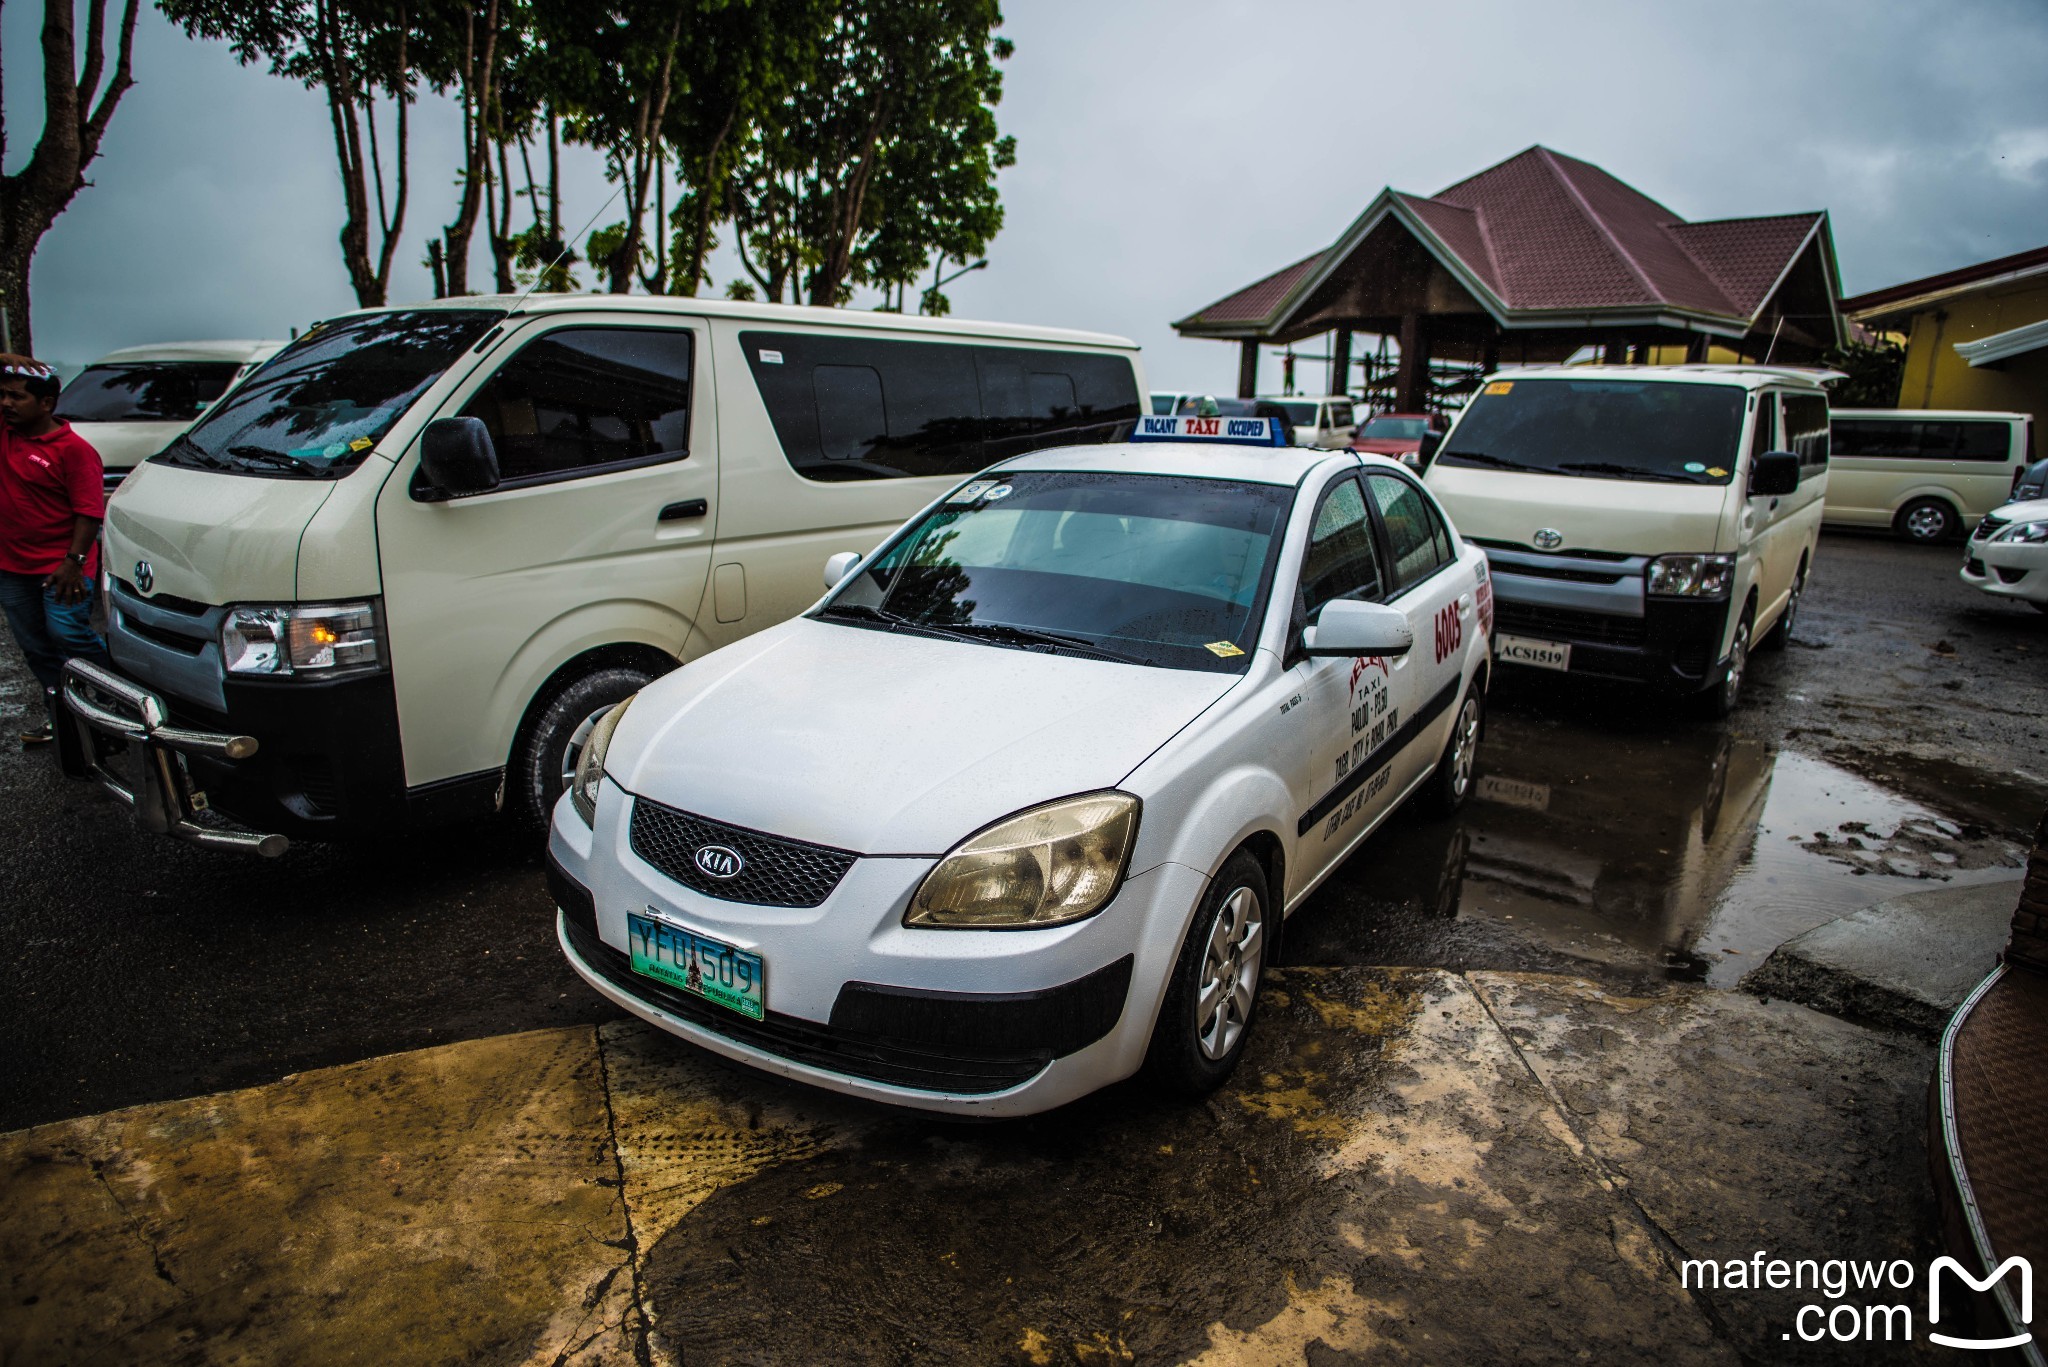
[549,782,1207,1117]
[1482,549,1730,691]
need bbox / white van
[1424,366,1830,716]
[56,340,285,493]
[1824,409,2034,543]
[59,298,1143,855]
[1260,395,1357,449]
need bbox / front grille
[1492,561,1627,585]
[1470,538,1632,562]
[123,617,206,654]
[115,579,211,616]
[1975,516,2007,541]
[1494,601,1647,648]
[560,909,1049,1094]
[629,799,857,908]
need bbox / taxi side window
[460,327,693,485]
[1365,472,1449,590]
[1299,476,1384,616]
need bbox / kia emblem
[1533,528,1563,551]
[134,560,155,593]
[693,844,744,880]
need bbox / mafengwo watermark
[1681,1251,2032,1349]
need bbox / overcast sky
[7,0,2048,393]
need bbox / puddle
[1288,712,2024,986]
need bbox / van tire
[1759,562,1806,652]
[1144,849,1269,1098]
[1895,499,1960,544]
[512,666,654,829]
[1699,609,1752,719]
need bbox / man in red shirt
[0,356,113,745]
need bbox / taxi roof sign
[1129,414,1289,447]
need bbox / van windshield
[57,362,245,423]
[1435,378,1746,484]
[813,470,1293,672]
[153,310,502,479]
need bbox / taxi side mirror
[420,417,501,498]
[1750,450,1799,497]
[823,551,862,589]
[1303,600,1414,657]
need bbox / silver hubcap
[1722,621,1749,706]
[1905,505,1948,541]
[1196,886,1264,1061]
[1448,697,1480,798]
[559,706,615,790]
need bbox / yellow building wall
[1893,277,2048,427]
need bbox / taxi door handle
[1458,593,1473,616]
[659,499,708,522]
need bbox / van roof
[1830,408,2031,421]
[319,294,1140,352]
[89,340,285,365]
[1488,363,1838,392]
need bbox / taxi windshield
[153,309,502,479]
[815,470,1294,672]
[1435,378,1746,484]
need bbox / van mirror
[823,551,862,589]
[1417,430,1444,466]
[420,417,500,497]
[1750,450,1800,497]
[1303,599,1414,658]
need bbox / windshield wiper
[226,445,324,476]
[156,434,227,470]
[1438,450,1536,472]
[1556,462,1694,483]
[930,621,1135,663]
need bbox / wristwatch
[64,552,86,565]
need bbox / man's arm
[46,516,102,605]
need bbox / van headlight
[906,792,1140,929]
[1992,520,2048,544]
[1646,554,1735,598]
[570,695,633,827]
[220,601,383,675]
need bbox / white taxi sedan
[1962,498,2048,612]
[548,423,1493,1116]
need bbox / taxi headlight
[220,601,382,675]
[906,792,1140,929]
[1646,553,1735,598]
[1992,520,2048,544]
[570,695,634,827]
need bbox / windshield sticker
[946,479,1000,505]
[1707,466,1728,478]
[1483,380,1514,395]
[1684,461,1707,473]
[1205,641,1245,657]
[349,437,374,452]
[758,349,783,364]
[983,483,1013,501]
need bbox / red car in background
[1350,411,1446,468]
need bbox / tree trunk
[806,96,893,307]
[0,0,140,356]
[675,103,737,300]
[441,0,500,297]
[608,11,683,294]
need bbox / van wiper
[1438,450,1536,472]
[156,434,227,470]
[1556,462,1693,483]
[226,446,324,476]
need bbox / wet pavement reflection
[1288,690,2025,987]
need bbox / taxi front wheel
[1144,849,1268,1097]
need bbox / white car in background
[549,422,1493,1116]
[1961,498,2048,612]
[56,340,284,492]
[1261,394,1357,449]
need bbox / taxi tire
[512,665,654,829]
[1417,686,1483,818]
[1143,849,1269,1098]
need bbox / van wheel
[1417,686,1483,817]
[1699,612,1752,719]
[1896,499,1959,544]
[1759,564,1805,652]
[512,666,653,829]
[1144,850,1268,1097]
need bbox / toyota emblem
[693,844,744,880]
[1532,528,1564,551]
[134,560,155,593]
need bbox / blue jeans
[0,569,112,723]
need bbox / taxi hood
[1425,465,1733,555]
[104,459,335,603]
[608,618,1238,855]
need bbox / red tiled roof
[1179,146,1829,333]
[1840,243,2048,315]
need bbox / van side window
[1781,394,1830,474]
[1299,477,1384,617]
[461,327,692,484]
[1831,419,2009,462]
[1955,422,2014,461]
[743,331,1141,480]
[1750,394,1778,457]
[1365,472,1449,590]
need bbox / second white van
[1824,409,2034,543]
[61,297,1143,854]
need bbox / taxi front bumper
[549,780,1207,1117]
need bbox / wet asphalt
[1,530,2042,1134]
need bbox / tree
[0,0,142,356]
[724,0,1011,309]
[1822,338,1906,409]
[161,0,418,308]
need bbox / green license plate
[627,910,765,1021]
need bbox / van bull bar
[59,657,289,857]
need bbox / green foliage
[1822,339,1906,409]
